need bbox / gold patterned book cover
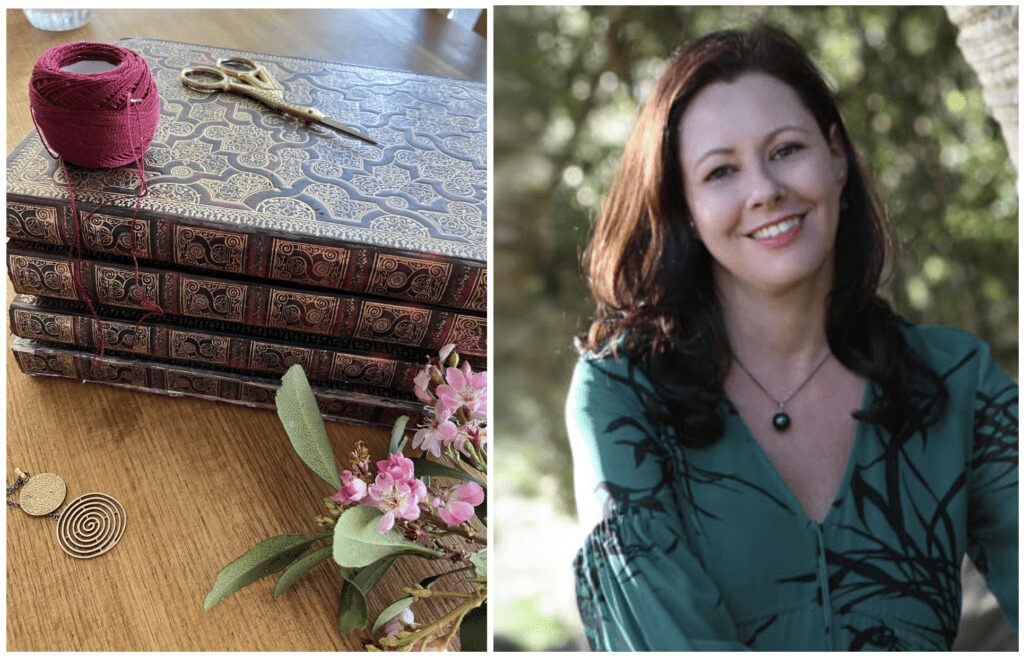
[7,37,487,312]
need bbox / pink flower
[448,427,469,455]
[412,404,457,458]
[376,453,416,484]
[434,482,484,527]
[436,362,487,414]
[381,607,415,638]
[452,415,486,455]
[438,343,456,361]
[413,368,434,403]
[367,472,428,533]
[329,470,367,505]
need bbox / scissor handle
[179,66,231,92]
[215,56,259,73]
[215,56,281,90]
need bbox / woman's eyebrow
[693,125,811,167]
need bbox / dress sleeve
[566,356,751,651]
[966,341,1018,631]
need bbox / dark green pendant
[772,412,791,431]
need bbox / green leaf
[273,545,332,598]
[204,533,324,610]
[388,415,410,455]
[275,364,340,489]
[333,506,442,568]
[459,604,487,651]
[411,456,481,484]
[338,556,399,633]
[371,596,414,633]
[468,548,487,578]
[352,555,398,591]
[338,582,369,633]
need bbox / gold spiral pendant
[56,493,126,559]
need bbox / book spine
[7,245,486,358]
[10,294,424,394]
[6,197,487,312]
[7,294,485,369]
[11,338,420,428]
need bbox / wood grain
[6,8,485,651]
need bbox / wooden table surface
[6,9,485,651]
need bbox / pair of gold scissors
[179,57,376,145]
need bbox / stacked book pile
[7,38,487,427]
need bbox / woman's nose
[745,161,785,211]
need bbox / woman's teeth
[751,216,803,240]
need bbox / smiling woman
[567,26,1017,651]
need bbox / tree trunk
[946,5,1018,170]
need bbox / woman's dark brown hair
[581,25,946,446]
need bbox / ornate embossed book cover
[7,37,487,313]
[8,243,486,358]
[12,337,420,428]
[11,293,430,394]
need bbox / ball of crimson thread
[29,41,160,168]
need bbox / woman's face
[678,72,847,295]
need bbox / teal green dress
[569,325,1017,651]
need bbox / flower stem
[439,604,472,651]
[390,588,486,650]
[421,511,487,545]
[454,457,486,484]
[404,587,475,599]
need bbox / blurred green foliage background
[493,5,1017,650]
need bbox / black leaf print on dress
[966,378,1018,579]
[971,381,1017,493]
[743,614,779,646]
[778,352,990,650]
[846,623,905,651]
[600,368,795,534]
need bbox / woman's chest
[670,404,972,642]
[726,370,866,523]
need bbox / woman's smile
[747,212,806,246]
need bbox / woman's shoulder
[900,322,998,371]
[569,345,659,411]
[899,322,1014,396]
[567,347,681,536]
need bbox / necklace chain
[733,351,832,410]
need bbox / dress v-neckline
[725,380,874,528]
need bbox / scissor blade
[319,117,377,145]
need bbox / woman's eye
[771,143,803,159]
[704,165,734,182]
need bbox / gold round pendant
[57,493,126,559]
[19,472,67,516]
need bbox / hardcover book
[11,293,430,394]
[12,337,421,428]
[7,293,484,369]
[7,37,487,313]
[8,243,486,358]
